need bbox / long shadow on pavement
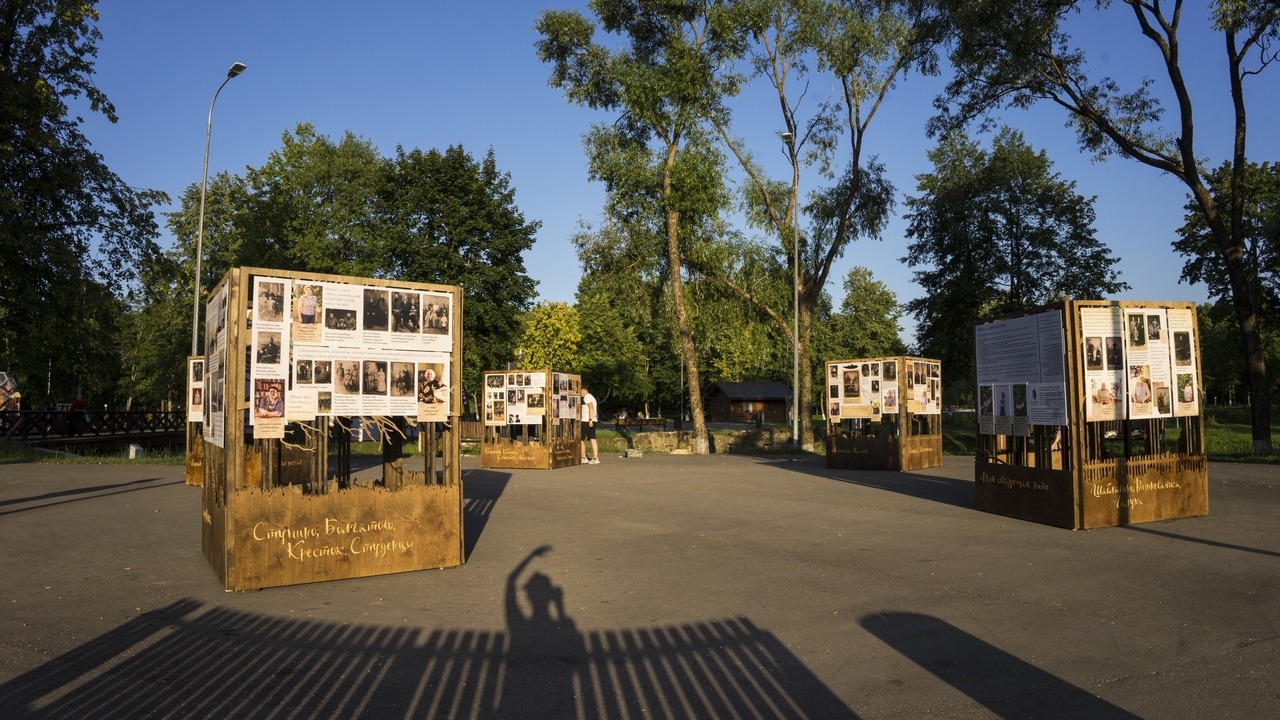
[462,467,510,561]
[0,477,180,517]
[0,548,857,720]
[862,611,1141,719]
[777,457,975,510]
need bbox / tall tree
[709,0,944,449]
[816,266,907,364]
[1175,161,1280,333]
[537,0,751,453]
[575,291,654,410]
[516,302,583,373]
[0,0,165,405]
[160,130,537,409]
[932,0,1279,451]
[382,145,539,403]
[903,129,1128,400]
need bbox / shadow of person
[501,545,586,718]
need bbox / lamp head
[228,62,247,78]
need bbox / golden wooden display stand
[974,300,1208,529]
[824,356,943,472]
[197,267,465,591]
[480,369,582,469]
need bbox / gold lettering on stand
[1086,478,1181,509]
[251,517,414,563]
[977,472,1050,492]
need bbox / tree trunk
[1197,186,1273,454]
[1231,291,1272,453]
[662,148,709,454]
[1224,37,1272,454]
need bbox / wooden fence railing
[0,411,486,446]
[1,410,186,443]
[458,420,483,442]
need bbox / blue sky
[81,1,1278,344]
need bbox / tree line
[536,0,1277,453]
[2,1,1276,454]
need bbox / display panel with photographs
[1078,304,1199,423]
[416,360,451,422]
[242,275,458,433]
[202,282,229,448]
[187,358,205,423]
[483,371,579,426]
[825,357,938,421]
[975,309,1068,436]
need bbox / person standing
[579,385,599,464]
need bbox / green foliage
[816,266,907,360]
[1175,161,1280,342]
[576,292,654,409]
[688,271,789,384]
[243,125,387,277]
[903,128,1127,400]
[156,127,538,410]
[932,0,1279,449]
[1194,303,1245,404]
[517,302,583,371]
[0,0,166,408]
[572,220,674,411]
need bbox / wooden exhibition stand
[824,356,943,471]
[974,300,1208,529]
[480,369,582,469]
[197,267,465,591]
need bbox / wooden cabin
[705,382,790,423]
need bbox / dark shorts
[582,422,597,440]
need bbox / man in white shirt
[579,386,599,464]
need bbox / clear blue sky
[81,1,1278,345]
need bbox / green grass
[937,406,1280,464]
[1203,407,1280,463]
[942,414,977,456]
[0,441,186,465]
[0,441,44,464]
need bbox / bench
[614,417,668,431]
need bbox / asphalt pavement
[1,453,1277,719]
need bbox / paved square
[2,454,1277,718]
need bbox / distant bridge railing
[1,410,187,444]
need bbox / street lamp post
[781,131,800,446]
[191,61,247,357]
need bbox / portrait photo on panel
[293,284,321,324]
[363,289,390,332]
